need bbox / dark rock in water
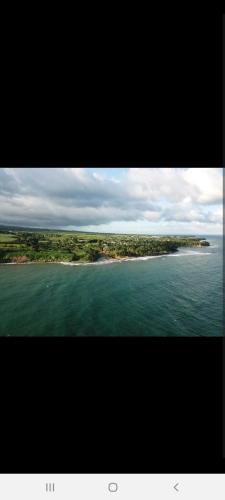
[200,240,210,246]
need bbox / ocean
[0,235,223,336]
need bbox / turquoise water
[0,236,223,336]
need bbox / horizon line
[0,223,222,237]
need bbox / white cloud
[182,167,223,204]
[0,167,223,234]
[143,210,161,222]
[126,167,223,205]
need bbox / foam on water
[168,252,212,257]
[59,259,122,267]
[0,250,213,269]
[0,236,222,337]
[59,252,212,267]
[59,255,165,267]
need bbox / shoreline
[0,255,167,266]
[0,249,212,267]
[0,231,211,268]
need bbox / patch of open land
[0,226,210,264]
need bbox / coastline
[0,255,167,266]
[0,230,210,267]
[0,249,212,267]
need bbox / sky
[0,167,223,235]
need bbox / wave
[168,251,212,257]
[0,262,18,265]
[60,253,213,267]
[0,251,213,268]
[59,255,165,267]
[119,255,164,262]
[60,259,121,267]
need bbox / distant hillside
[0,224,112,235]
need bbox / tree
[86,247,99,262]
[71,253,80,261]
[26,235,40,251]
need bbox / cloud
[126,167,223,205]
[0,167,223,233]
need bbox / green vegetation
[0,227,210,264]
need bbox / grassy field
[0,233,17,242]
[0,227,210,264]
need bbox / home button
[108,483,118,493]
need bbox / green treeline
[0,229,210,264]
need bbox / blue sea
[0,235,223,336]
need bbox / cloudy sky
[0,167,223,235]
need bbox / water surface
[0,236,223,336]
